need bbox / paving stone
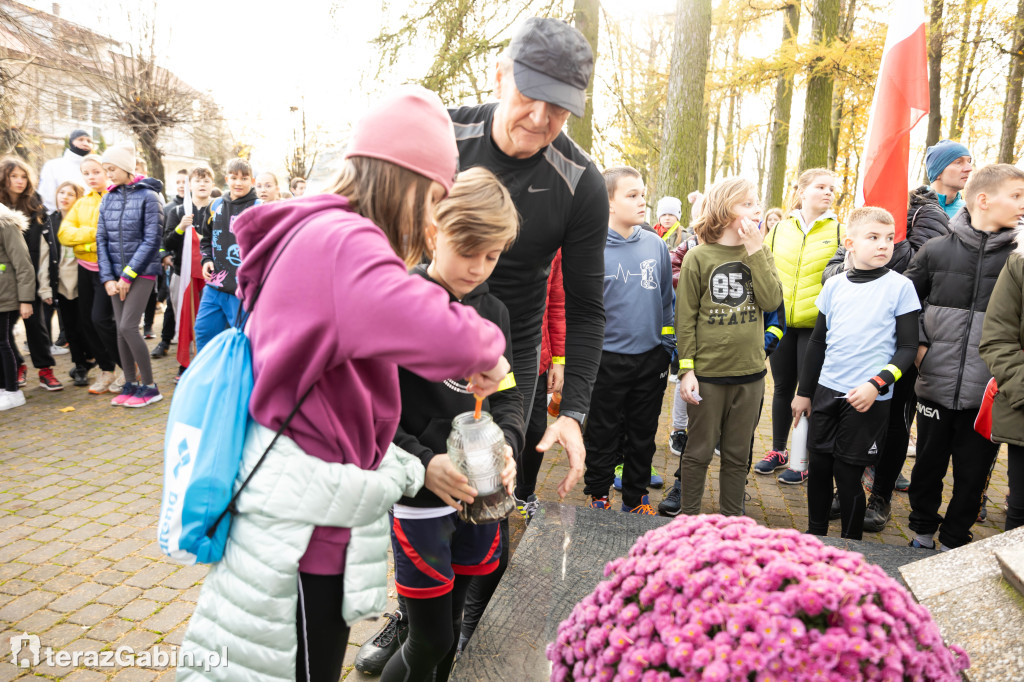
[110,668,158,681]
[160,565,208,590]
[40,572,86,594]
[140,603,193,634]
[98,539,148,561]
[67,604,116,627]
[116,600,159,622]
[41,622,90,648]
[113,628,160,651]
[48,583,110,614]
[125,565,175,590]
[14,608,62,634]
[95,586,143,608]
[0,581,35,597]
[86,617,134,642]
[0,590,57,621]
[94,570,129,587]
[64,671,108,682]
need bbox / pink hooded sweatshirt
[234,194,506,574]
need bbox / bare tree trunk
[766,1,802,208]
[948,0,974,138]
[567,0,599,152]
[926,0,944,147]
[137,128,165,188]
[657,0,713,226]
[799,0,840,171]
[952,10,984,139]
[710,104,721,184]
[828,0,857,172]
[999,0,1024,163]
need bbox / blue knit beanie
[925,140,971,182]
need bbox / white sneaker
[89,371,115,395]
[50,344,69,356]
[109,372,126,393]
[0,389,26,411]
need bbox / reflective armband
[175,225,185,235]
[551,356,565,365]
[883,364,902,382]
[122,266,137,279]
[661,326,675,335]
[680,359,694,371]
[766,326,783,340]
[497,373,516,391]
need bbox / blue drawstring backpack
[158,219,314,564]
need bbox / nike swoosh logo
[527,185,548,193]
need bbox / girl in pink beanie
[178,86,512,681]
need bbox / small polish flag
[855,0,930,240]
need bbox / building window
[71,96,89,122]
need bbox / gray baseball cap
[507,18,594,117]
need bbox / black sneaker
[354,610,407,674]
[862,494,891,533]
[829,492,841,520]
[658,480,682,516]
[669,430,688,456]
[150,341,170,358]
[894,473,911,493]
[69,366,90,387]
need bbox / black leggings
[871,367,917,502]
[380,575,473,682]
[85,269,120,370]
[807,449,867,540]
[516,370,548,499]
[295,572,350,682]
[0,310,18,391]
[768,327,813,451]
[460,517,509,644]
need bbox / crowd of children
[4,73,1024,681]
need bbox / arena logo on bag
[8,634,229,671]
[158,423,202,549]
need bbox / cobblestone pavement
[0,314,1010,680]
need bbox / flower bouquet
[547,515,968,681]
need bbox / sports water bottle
[447,411,515,524]
[790,415,809,472]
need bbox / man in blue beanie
[925,140,973,219]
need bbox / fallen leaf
[59,406,75,413]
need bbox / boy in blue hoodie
[583,167,674,514]
[196,157,259,351]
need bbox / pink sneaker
[124,384,162,408]
[110,383,138,406]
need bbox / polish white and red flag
[855,0,930,240]
[175,184,205,368]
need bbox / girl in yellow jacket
[58,154,119,394]
[754,168,843,484]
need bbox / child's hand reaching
[425,454,477,511]
[791,395,812,426]
[738,218,764,255]
[846,383,879,412]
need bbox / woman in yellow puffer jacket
[754,168,844,484]
[58,154,120,394]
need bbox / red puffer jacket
[539,250,565,374]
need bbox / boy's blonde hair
[692,177,757,245]
[964,164,1024,211]
[843,207,894,270]
[785,168,838,212]
[435,167,519,254]
[225,158,252,178]
[602,166,643,199]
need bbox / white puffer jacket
[178,421,424,681]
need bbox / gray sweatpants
[672,383,689,431]
[110,278,156,385]
[680,378,764,516]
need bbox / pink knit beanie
[344,86,459,195]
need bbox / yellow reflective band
[497,372,516,391]
[123,266,137,278]
[884,364,902,382]
[680,359,694,370]
[662,326,675,335]
[551,356,565,365]
[767,326,783,340]
[662,222,679,243]
[176,225,185,235]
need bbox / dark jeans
[909,399,999,548]
[1006,445,1024,532]
[768,327,813,451]
[0,310,18,391]
[14,297,54,369]
[516,370,548,500]
[161,297,176,344]
[296,572,349,682]
[55,294,89,368]
[582,345,670,507]
[871,367,918,502]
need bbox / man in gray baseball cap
[506,16,594,118]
